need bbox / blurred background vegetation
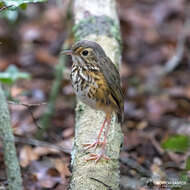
[0,0,190,189]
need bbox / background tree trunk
[0,84,23,190]
[69,0,123,190]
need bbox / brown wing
[98,56,124,123]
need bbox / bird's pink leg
[86,115,111,163]
[84,116,107,150]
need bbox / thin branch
[163,19,190,74]
[8,101,46,107]
[120,156,151,177]
[139,131,165,155]
[14,136,71,154]
[0,5,12,12]
[8,101,46,129]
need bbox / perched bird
[63,40,124,162]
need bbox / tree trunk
[0,84,23,190]
[69,0,123,190]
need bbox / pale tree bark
[0,84,23,190]
[69,0,123,190]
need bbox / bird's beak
[61,49,73,55]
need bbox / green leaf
[162,135,190,152]
[0,65,31,85]
[20,3,27,10]
[0,0,47,8]
[186,156,190,170]
[180,171,189,182]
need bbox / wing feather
[98,56,124,122]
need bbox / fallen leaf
[20,145,38,167]
[54,159,71,180]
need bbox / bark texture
[69,0,123,190]
[0,84,23,190]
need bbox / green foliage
[0,0,47,22]
[179,156,190,184]
[0,0,47,8]
[186,156,190,170]
[0,65,30,85]
[162,135,190,152]
[162,134,190,185]
[180,171,189,184]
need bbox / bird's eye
[82,50,88,56]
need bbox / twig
[0,5,12,12]
[120,156,151,177]
[139,130,165,155]
[89,177,112,190]
[8,101,46,129]
[163,19,190,74]
[8,101,46,107]
[14,136,71,154]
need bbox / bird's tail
[117,111,124,124]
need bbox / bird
[62,40,124,163]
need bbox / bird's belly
[75,87,96,108]
[71,76,97,109]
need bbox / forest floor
[0,0,190,189]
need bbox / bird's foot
[85,153,110,163]
[83,139,104,150]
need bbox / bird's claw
[85,153,110,163]
[83,140,104,150]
